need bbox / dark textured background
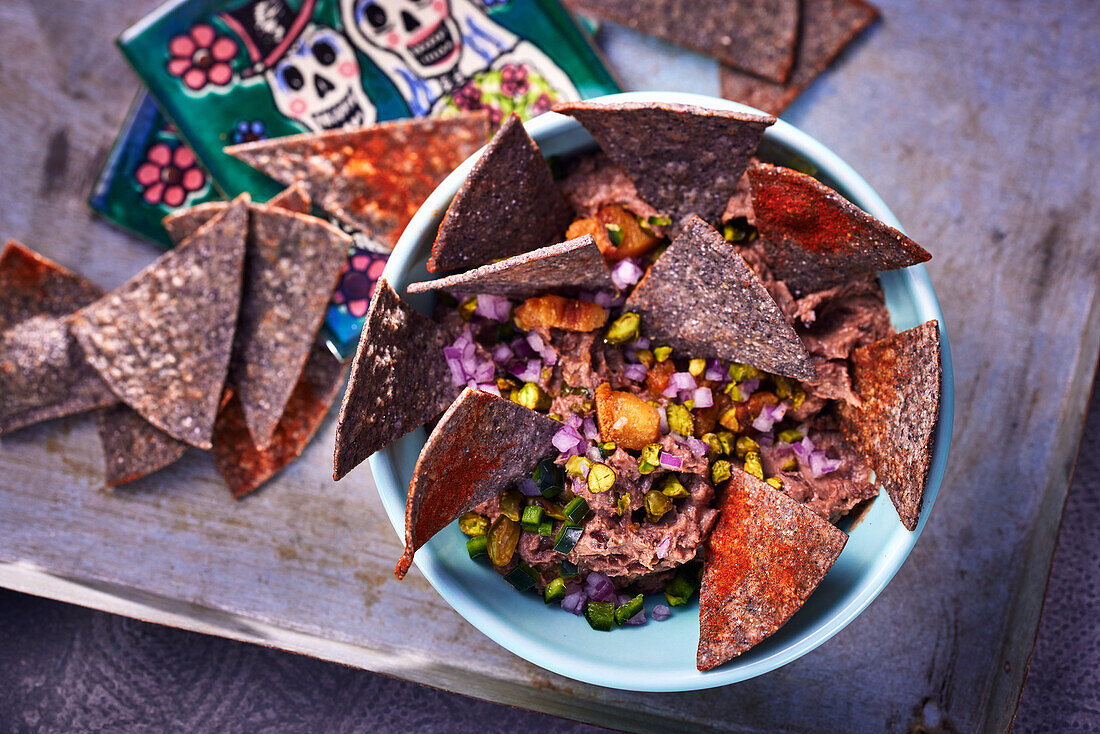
[0,369,1095,732]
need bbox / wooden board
[1,0,1099,731]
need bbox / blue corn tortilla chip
[95,403,188,487]
[395,388,562,579]
[553,101,774,232]
[428,113,573,273]
[332,279,457,481]
[407,235,613,298]
[70,198,248,449]
[161,184,310,243]
[748,163,931,296]
[624,216,816,380]
[698,467,847,670]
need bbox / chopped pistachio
[723,383,744,402]
[701,432,722,456]
[565,454,593,478]
[510,382,551,411]
[765,477,783,489]
[549,413,563,422]
[604,312,641,345]
[688,358,706,377]
[496,376,519,392]
[777,428,804,444]
[499,489,523,522]
[773,375,793,399]
[644,489,673,523]
[718,407,740,431]
[666,403,694,436]
[581,399,595,412]
[781,456,798,472]
[653,346,672,362]
[458,512,489,537]
[648,215,672,227]
[711,460,732,485]
[615,494,631,516]
[683,399,695,411]
[605,223,624,247]
[716,431,736,456]
[597,441,617,457]
[458,296,477,320]
[486,516,520,566]
[744,451,764,480]
[728,363,761,382]
[638,443,662,475]
[587,462,617,493]
[735,435,759,459]
[659,474,689,498]
[792,388,806,410]
[636,348,655,368]
[664,572,696,606]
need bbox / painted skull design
[348,0,461,78]
[266,24,375,132]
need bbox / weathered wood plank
[0,0,1098,732]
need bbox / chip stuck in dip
[332,101,942,672]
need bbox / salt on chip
[408,235,613,298]
[624,216,815,380]
[748,163,931,296]
[837,320,941,531]
[213,335,347,499]
[698,468,847,670]
[565,0,801,83]
[162,184,311,243]
[554,101,774,232]
[226,113,490,249]
[332,279,457,481]
[95,403,188,487]
[395,388,561,579]
[0,241,117,434]
[428,113,573,273]
[230,206,350,450]
[720,0,880,115]
[70,197,248,449]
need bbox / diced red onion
[756,434,775,449]
[594,290,615,308]
[578,460,591,479]
[491,343,514,363]
[473,360,495,385]
[474,293,511,322]
[752,402,787,432]
[623,608,647,626]
[655,535,671,559]
[692,387,713,408]
[526,331,558,366]
[582,416,598,440]
[584,572,616,603]
[809,450,842,478]
[510,336,534,359]
[634,336,650,350]
[652,604,671,621]
[686,436,708,457]
[610,259,644,291]
[476,382,501,397]
[658,452,683,471]
[553,425,583,453]
[738,377,761,398]
[571,475,587,493]
[577,290,595,302]
[792,436,815,462]
[510,359,542,384]
[587,446,603,462]
[704,359,727,382]
[669,372,697,391]
[565,412,582,429]
[617,593,632,606]
[624,363,648,382]
[517,477,541,497]
[561,586,587,615]
[658,406,669,434]
[444,354,465,386]
[677,389,694,403]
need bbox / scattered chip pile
[1,188,350,496]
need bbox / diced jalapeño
[605,223,624,247]
[544,577,567,604]
[553,524,583,553]
[521,504,544,532]
[585,601,615,631]
[504,562,539,591]
[564,496,590,523]
[664,572,696,606]
[615,594,645,625]
[466,535,488,559]
[560,560,579,578]
[533,458,565,498]
[537,519,554,537]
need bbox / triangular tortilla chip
[0,241,117,434]
[837,320,941,530]
[408,235,613,297]
[623,216,815,380]
[565,0,801,83]
[226,113,490,248]
[70,197,248,449]
[748,163,931,296]
[162,185,311,243]
[332,279,457,481]
[698,468,847,670]
[230,206,350,450]
[396,388,561,579]
[428,114,573,273]
[720,0,880,115]
[554,101,774,232]
[95,403,188,487]
[213,335,347,498]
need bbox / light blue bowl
[369,91,954,691]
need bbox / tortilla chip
[70,197,248,449]
[226,113,490,249]
[95,403,188,487]
[395,388,561,579]
[332,279,457,481]
[428,114,572,273]
[719,0,880,115]
[837,320,941,530]
[565,0,800,83]
[698,468,847,670]
[231,206,350,450]
[0,241,117,434]
[213,336,347,498]
[554,101,774,232]
[748,163,931,296]
[623,216,815,380]
[408,235,612,297]
[162,185,311,243]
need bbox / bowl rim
[368,91,954,691]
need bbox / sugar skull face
[266,25,373,132]
[343,0,462,78]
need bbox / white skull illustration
[344,0,462,78]
[266,25,375,132]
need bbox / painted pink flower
[333,249,388,318]
[530,93,553,117]
[500,63,529,97]
[166,23,237,91]
[135,143,206,208]
[452,81,484,112]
